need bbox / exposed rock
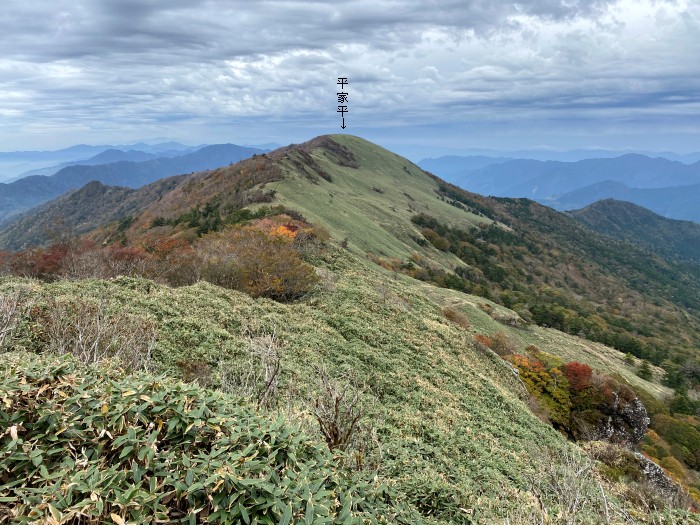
[585,441,688,505]
[633,451,682,500]
[590,384,650,448]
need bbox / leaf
[279,503,293,525]
[111,513,126,525]
[240,504,250,524]
[187,482,204,494]
[305,497,314,525]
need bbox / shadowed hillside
[569,199,700,262]
[551,181,700,223]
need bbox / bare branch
[0,290,30,350]
[308,367,364,453]
[42,297,156,371]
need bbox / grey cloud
[0,0,699,152]
[1,0,620,63]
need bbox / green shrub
[0,353,411,523]
[637,360,653,381]
[652,414,700,469]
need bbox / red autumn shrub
[0,251,11,274]
[507,354,571,427]
[9,243,70,280]
[562,361,593,391]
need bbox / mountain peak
[570,198,700,261]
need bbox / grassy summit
[266,135,486,262]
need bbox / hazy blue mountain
[425,148,700,164]
[0,144,263,222]
[0,141,194,164]
[0,144,114,164]
[0,142,197,181]
[569,199,700,261]
[453,155,699,197]
[424,154,700,223]
[418,155,511,177]
[549,182,700,223]
[12,150,158,179]
[10,148,197,180]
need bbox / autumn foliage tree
[1,218,321,302]
[508,353,649,446]
[562,361,593,391]
[196,225,319,301]
[8,243,70,280]
[508,354,571,428]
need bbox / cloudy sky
[1,0,699,158]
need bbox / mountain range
[420,148,700,164]
[421,154,700,223]
[0,141,198,181]
[7,148,192,181]
[0,143,264,223]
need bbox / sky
[1,0,699,159]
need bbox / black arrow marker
[341,117,346,129]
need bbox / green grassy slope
[108,134,487,270]
[418,280,671,400]
[266,135,487,264]
[4,246,671,523]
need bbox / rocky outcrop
[633,452,682,500]
[585,441,688,504]
[591,389,650,447]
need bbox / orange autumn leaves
[1,215,321,302]
[195,222,319,301]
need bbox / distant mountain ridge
[0,144,264,222]
[550,181,700,223]
[568,199,700,262]
[0,141,199,183]
[8,149,180,180]
[418,155,511,177]
[0,141,195,161]
[422,153,700,223]
[420,148,700,164]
